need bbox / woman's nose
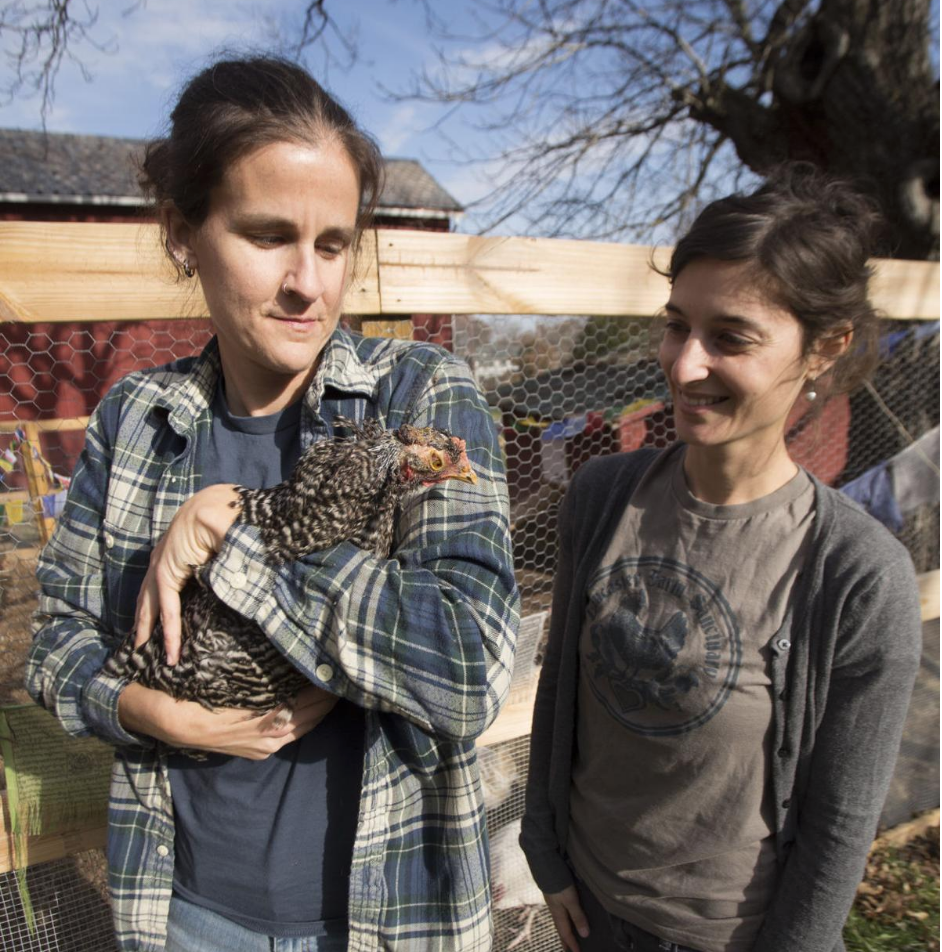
[670,335,712,384]
[284,249,325,302]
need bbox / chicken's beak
[451,462,478,484]
[452,447,478,484]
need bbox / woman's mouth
[678,391,727,408]
[272,314,323,327]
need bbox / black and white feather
[103,417,477,728]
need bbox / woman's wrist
[117,682,176,741]
[192,483,242,551]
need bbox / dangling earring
[805,379,818,402]
[182,260,195,279]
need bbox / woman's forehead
[212,139,360,221]
[670,259,795,320]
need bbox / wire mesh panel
[0,311,937,951]
[480,734,557,952]
[442,314,941,608]
[0,852,115,952]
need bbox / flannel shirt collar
[156,336,221,439]
[154,329,379,437]
[315,327,381,398]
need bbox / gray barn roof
[0,128,463,218]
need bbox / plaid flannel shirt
[26,329,519,952]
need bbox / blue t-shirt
[169,382,365,938]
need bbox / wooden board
[1,223,936,321]
[0,223,380,321]
[0,417,88,434]
[870,259,942,321]
[361,318,414,339]
[919,569,940,622]
[375,231,674,317]
[19,423,55,544]
[0,793,105,872]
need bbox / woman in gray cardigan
[520,167,922,952]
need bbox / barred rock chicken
[103,418,476,729]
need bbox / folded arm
[204,358,520,742]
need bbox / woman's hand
[134,483,241,664]
[545,885,590,952]
[118,683,338,759]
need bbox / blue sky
[0,0,488,212]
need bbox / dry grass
[845,814,940,952]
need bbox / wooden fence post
[19,423,55,546]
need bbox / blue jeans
[574,878,703,952]
[165,894,348,952]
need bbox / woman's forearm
[117,682,338,759]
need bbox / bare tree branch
[291,0,357,70]
[0,0,114,125]
[374,0,937,257]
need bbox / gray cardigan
[520,449,922,952]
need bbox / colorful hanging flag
[4,500,24,524]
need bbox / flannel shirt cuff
[82,672,155,748]
[208,523,277,618]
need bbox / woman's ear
[163,207,198,273]
[808,327,853,379]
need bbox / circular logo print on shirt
[583,556,741,735]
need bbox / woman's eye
[250,235,284,247]
[318,242,346,258]
[718,332,751,348]
[663,320,687,337]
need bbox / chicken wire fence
[0,312,938,951]
[0,852,115,952]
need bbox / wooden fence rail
[0,223,939,322]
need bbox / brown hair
[665,164,884,395]
[139,55,384,273]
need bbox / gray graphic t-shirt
[567,444,814,952]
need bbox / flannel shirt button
[315,663,334,682]
[156,844,170,857]
[230,571,248,590]
[104,532,115,548]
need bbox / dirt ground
[0,553,39,708]
[852,814,940,951]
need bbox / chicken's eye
[429,452,444,471]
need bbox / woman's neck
[217,351,321,417]
[682,441,799,505]
[221,372,312,418]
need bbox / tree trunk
[700,0,939,259]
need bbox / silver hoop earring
[183,260,195,279]
[282,281,292,297]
